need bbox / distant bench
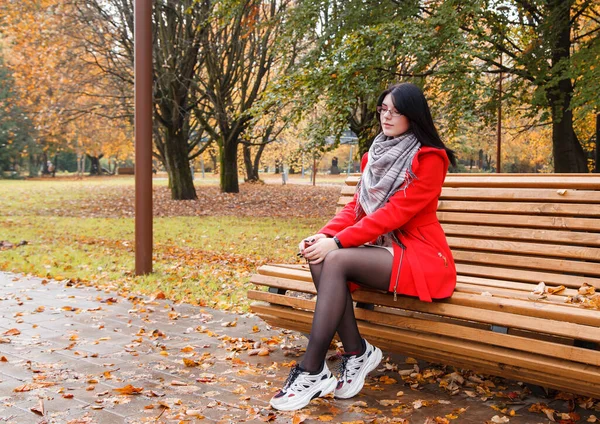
[248,173,600,398]
[117,167,134,175]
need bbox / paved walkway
[0,272,597,423]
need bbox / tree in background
[428,0,599,172]
[195,0,297,193]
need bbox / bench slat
[448,237,600,261]
[457,275,578,296]
[345,174,600,189]
[456,263,600,288]
[438,212,600,232]
[438,201,600,217]
[443,224,600,247]
[441,187,600,203]
[453,250,600,276]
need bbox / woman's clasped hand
[298,234,338,264]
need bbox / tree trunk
[164,132,197,200]
[87,154,103,176]
[28,153,40,177]
[547,0,587,173]
[550,100,587,172]
[243,143,266,182]
[243,144,256,181]
[220,140,239,193]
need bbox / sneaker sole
[334,347,383,399]
[270,376,337,411]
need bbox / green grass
[0,178,326,312]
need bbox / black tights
[300,247,393,373]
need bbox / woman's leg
[301,247,393,372]
[309,262,363,356]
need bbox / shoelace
[338,355,350,380]
[282,365,302,390]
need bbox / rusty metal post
[496,55,502,174]
[135,0,153,275]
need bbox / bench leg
[490,325,508,334]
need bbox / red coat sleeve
[334,152,445,248]
[318,153,369,236]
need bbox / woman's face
[380,93,410,137]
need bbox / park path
[0,271,595,423]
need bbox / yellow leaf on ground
[113,384,143,395]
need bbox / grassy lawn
[0,176,337,312]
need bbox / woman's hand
[303,238,338,264]
[298,233,327,255]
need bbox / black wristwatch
[332,236,343,249]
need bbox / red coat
[319,146,456,302]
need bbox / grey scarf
[356,132,421,243]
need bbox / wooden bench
[117,167,135,175]
[248,173,600,398]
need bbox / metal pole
[595,113,600,173]
[496,54,502,174]
[347,144,353,175]
[135,0,153,275]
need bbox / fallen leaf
[185,409,205,418]
[378,399,400,406]
[547,285,566,294]
[31,399,44,416]
[152,291,166,300]
[490,416,510,423]
[113,384,143,395]
[293,413,310,424]
[3,329,20,336]
[532,282,546,295]
[183,358,199,367]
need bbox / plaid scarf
[356,132,421,243]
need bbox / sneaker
[334,339,382,399]
[269,363,337,411]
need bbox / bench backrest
[339,173,600,291]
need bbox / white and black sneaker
[269,363,338,411]
[334,339,382,399]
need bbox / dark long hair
[376,83,456,167]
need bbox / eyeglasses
[376,106,403,118]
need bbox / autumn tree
[193,0,297,193]
[73,0,213,198]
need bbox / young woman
[270,83,457,411]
